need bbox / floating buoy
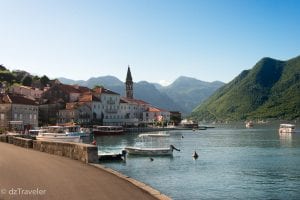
[193,151,199,159]
[181,135,184,139]
[150,157,154,161]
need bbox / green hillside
[0,64,51,88]
[191,56,300,121]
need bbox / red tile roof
[147,106,168,112]
[121,97,149,105]
[93,87,119,95]
[0,94,38,105]
[54,84,91,94]
[78,93,100,102]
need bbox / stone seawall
[33,140,98,163]
[0,134,7,143]
[0,134,98,164]
[13,137,33,148]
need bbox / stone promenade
[0,142,159,200]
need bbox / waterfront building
[93,87,123,126]
[39,83,90,125]
[58,92,102,124]
[58,102,91,124]
[120,97,149,126]
[142,106,170,125]
[0,93,38,130]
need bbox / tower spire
[125,65,133,99]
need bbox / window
[0,114,4,120]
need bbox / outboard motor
[121,150,127,161]
[170,145,180,152]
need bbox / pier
[0,135,171,200]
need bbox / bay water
[96,122,300,200]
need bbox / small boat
[125,145,180,156]
[93,126,124,136]
[245,121,254,128]
[279,124,296,134]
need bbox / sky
[1,0,300,86]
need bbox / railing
[107,100,115,104]
[105,109,118,113]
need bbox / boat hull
[125,146,173,156]
[93,130,124,136]
[93,126,124,136]
[36,135,81,143]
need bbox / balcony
[107,100,115,104]
[105,109,118,113]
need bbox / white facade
[142,107,170,124]
[100,91,123,125]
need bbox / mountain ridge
[58,76,224,114]
[191,55,300,121]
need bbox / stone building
[0,93,39,130]
[39,83,90,125]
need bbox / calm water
[96,122,300,200]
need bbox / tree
[40,75,50,86]
[22,76,32,86]
[0,64,7,71]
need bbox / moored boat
[125,145,179,156]
[279,124,296,134]
[93,126,124,136]
[35,126,82,143]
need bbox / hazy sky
[1,0,300,85]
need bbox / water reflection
[279,132,293,147]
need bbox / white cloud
[159,80,171,86]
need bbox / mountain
[159,76,224,113]
[191,56,300,121]
[58,76,182,111]
[58,76,223,114]
[134,81,182,111]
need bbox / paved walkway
[0,142,157,200]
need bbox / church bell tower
[125,66,133,99]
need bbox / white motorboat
[279,124,296,134]
[35,126,82,143]
[125,145,179,156]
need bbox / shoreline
[0,134,172,200]
[89,163,172,200]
